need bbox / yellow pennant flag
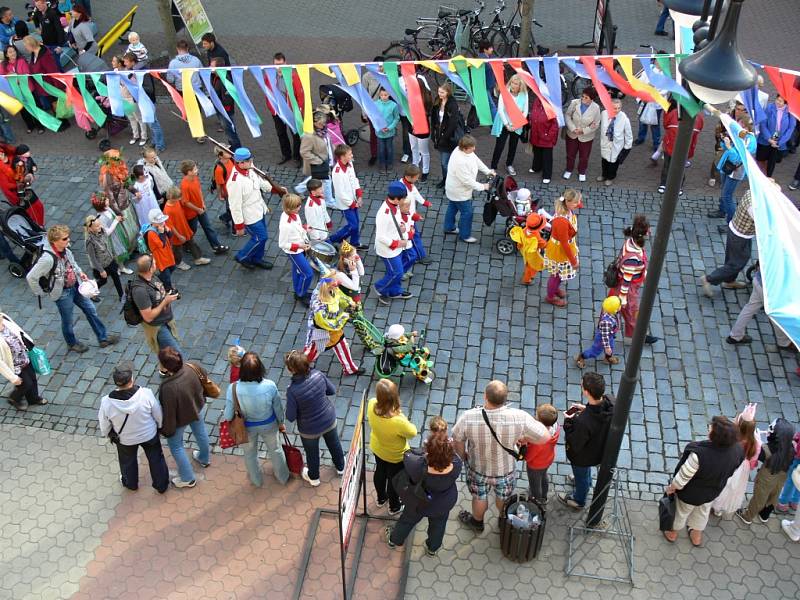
[0,91,22,115]
[338,63,361,86]
[618,56,670,111]
[181,70,206,138]
[295,64,314,134]
[418,61,444,74]
[313,64,335,78]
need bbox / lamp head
[678,0,757,105]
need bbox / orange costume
[509,213,547,284]
[162,201,194,246]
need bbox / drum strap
[389,209,405,241]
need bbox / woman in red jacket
[24,36,61,113]
[657,98,704,194]
[528,95,560,184]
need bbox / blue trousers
[718,172,741,222]
[287,252,314,297]
[221,112,242,150]
[655,5,670,33]
[778,459,800,505]
[236,216,268,265]
[401,246,418,273]
[439,150,452,179]
[581,330,615,360]
[329,207,361,245]
[149,117,166,152]
[54,285,108,346]
[636,121,661,151]
[155,322,183,356]
[443,199,474,240]
[411,220,427,261]
[375,255,405,297]
[188,213,222,250]
[377,136,395,168]
[0,231,20,262]
[300,427,346,481]
[572,465,593,506]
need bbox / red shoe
[555,288,566,298]
[545,296,567,308]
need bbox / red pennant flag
[508,59,557,121]
[150,71,186,120]
[597,57,656,104]
[489,61,528,130]
[580,57,616,117]
[399,62,429,136]
[764,65,800,121]
[51,73,93,130]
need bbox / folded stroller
[0,202,46,278]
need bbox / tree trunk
[518,0,535,57]
[155,0,177,54]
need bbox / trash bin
[498,492,546,562]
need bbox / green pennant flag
[382,61,410,118]
[280,66,304,134]
[31,74,67,102]
[89,73,108,97]
[656,55,703,117]
[76,74,106,127]
[6,76,61,131]
[453,58,492,126]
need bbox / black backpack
[38,250,58,294]
[121,279,144,326]
[209,160,228,193]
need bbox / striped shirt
[452,405,547,477]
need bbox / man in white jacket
[228,147,282,270]
[373,181,413,304]
[444,136,494,243]
[98,362,169,493]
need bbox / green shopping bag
[27,347,52,376]
[55,96,74,120]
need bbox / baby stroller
[483,175,549,255]
[319,85,361,147]
[85,95,129,151]
[0,202,46,278]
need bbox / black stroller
[0,202,47,278]
[483,175,548,255]
[319,84,361,146]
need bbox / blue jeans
[411,219,426,260]
[189,212,222,250]
[54,285,108,346]
[571,465,593,506]
[236,216,268,264]
[377,136,395,169]
[778,459,800,505]
[166,414,211,483]
[149,117,166,151]
[401,247,418,273]
[636,121,661,150]
[581,330,615,360]
[221,112,242,150]
[242,423,289,486]
[443,199,474,240]
[719,172,741,222]
[155,322,183,355]
[300,427,346,480]
[655,5,670,33]
[439,150,452,179]
[329,207,361,245]
[375,255,405,297]
[287,252,314,297]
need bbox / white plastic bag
[78,279,100,298]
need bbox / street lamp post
[585,0,757,528]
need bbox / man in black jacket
[559,372,615,509]
[31,0,65,50]
[201,32,230,66]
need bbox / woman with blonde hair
[489,74,529,176]
[368,379,418,515]
[543,189,582,307]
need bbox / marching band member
[373,181,413,305]
[334,240,365,303]
[329,144,369,250]
[278,193,314,306]
[304,178,332,242]
[401,164,432,266]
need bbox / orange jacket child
[163,198,194,246]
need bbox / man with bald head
[130,255,181,374]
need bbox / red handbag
[218,419,236,449]
[282,432,304,475]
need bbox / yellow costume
[509,213,547,284]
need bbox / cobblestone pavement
[1,1,800,598]
[3,425,799,600]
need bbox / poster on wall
[173,0,214,44]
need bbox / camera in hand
[169,289,181,300]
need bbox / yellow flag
[296,65,314,134]
[313,65,335,78]
[0,91,22,115]
[181,70,206,138]
[339,63,360,86]
[618,56,669,111]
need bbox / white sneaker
[507,165,516,176]
[402,270,412,280]
[463,237,478,243]
[119,265,133,275]
[400,154,409,163]
[176,261,191,271]
[192,450,210,468]
[596,175,605,182]
[138,139,147,146]
[172,477,196,488]
[302,467,321,487]
[782,519,800,542]
[562,171,572,180]
[129,138,137,145]
[336,468,345,476]
[578,174,586,182]
[542,179,551,184]
[194,257,211,266]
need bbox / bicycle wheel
[382,43,420,63]
[414,23,451,59]
[570,75,592,101]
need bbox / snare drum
[307,241,337,271]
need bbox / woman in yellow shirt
[368,379,418,514]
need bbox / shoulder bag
[108,414,129,445]
[603,245,624,289]
[186,362,221,399]
[220,382,249,448]
[482,409,526,461]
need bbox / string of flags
[0,53,797,140]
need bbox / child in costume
[383,324,433,383]
[304,178,332,242]
[329,144,368,250]
[575,295,621,368]
[334,240,365,302]
[278,193,314,306]
[373,181,413,304]
[509,211,547,285]
[398,196,418,277]
[303,277,362,376]
[543,188,582,307]
[400,164,432,265]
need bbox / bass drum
[307,241,337,271]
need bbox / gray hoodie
[98,386,163,446]
[167,52,202,91]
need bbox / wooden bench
[96,4,139,57]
